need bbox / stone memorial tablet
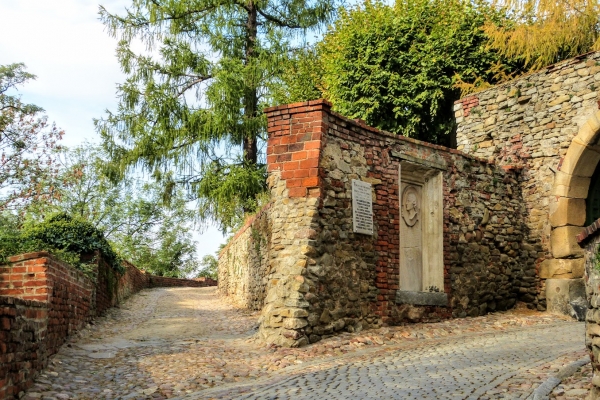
[352,179,373,235]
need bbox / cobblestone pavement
[24,287,588,400]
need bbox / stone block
[576,112,600,145]
[283,317,308,329]
[539,258,585,279]
[546,278,587,320]
[395,290,448,307]
[560,139,600,177]
[279,308,309,318]
[551,226,585,258]
[549,197,586,227]
[552,171,590,199]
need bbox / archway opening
[586,163,600,226]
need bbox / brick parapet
[0,252,93,304]
[148,275,217,288]
[265,99,330,198]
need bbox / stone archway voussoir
[560,140,600,177]
[550,226,585,258]
[552,171,591,198]
[549,197,586,227]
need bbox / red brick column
[264,100,331,198]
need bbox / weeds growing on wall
[0,212,124,275]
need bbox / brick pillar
[264,100,331,198]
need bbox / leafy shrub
[0,213,124,274]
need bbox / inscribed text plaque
[352,179,374,235]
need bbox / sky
[0,0,226,260]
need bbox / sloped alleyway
[23,287,588,399]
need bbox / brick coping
[265,99,520,168]
[6,251,52,263]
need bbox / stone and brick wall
[319,111,533,325]
[577,220,600,397]
[0,252,216,399]
[220,100,534,347]
[455,51,600,314]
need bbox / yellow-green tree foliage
[485,0,600,70]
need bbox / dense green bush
[0,213,124,274]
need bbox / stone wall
[220,100,533,347]
[218,205,271,310]
[577,220,600,397]
[318,111,532,326]
[455,51,600,314]
[0,252,216,399]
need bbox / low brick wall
[0,297,49,399]
[0,252,216,399]
[115,261,150,308]
[148,275,217,288]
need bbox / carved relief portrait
[402,185,420,227]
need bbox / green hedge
[0,213,124,275]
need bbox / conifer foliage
[96,0,335,231]
[485,0,600,70]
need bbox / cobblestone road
[24,287,587,400]
[195,323,584,400]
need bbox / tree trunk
[243,2,258,167]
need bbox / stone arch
[550,111,600,257]
[545,111,600,316]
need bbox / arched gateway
[454,52,600,319]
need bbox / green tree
[197,253,218,279]
[485,0,600,70]
[96,0,336,232]
[24,145,202,278]
[271,46,324,104]
[0,63,63,210]
[316,0,517,145]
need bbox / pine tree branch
[255,7,303,29]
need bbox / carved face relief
[402,185,420,226]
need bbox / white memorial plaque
[352,179,374,235]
